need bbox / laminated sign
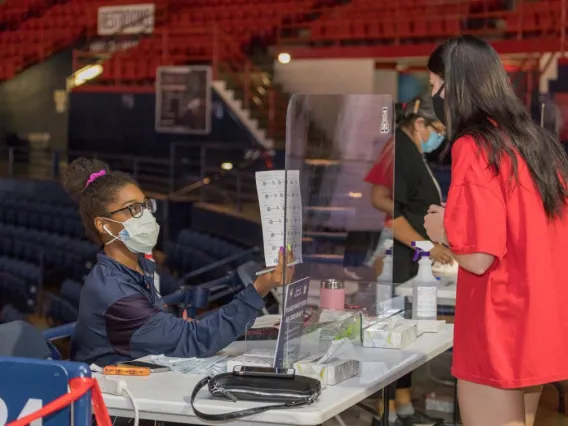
[273,277,310,368]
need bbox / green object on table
[333,314,362,340]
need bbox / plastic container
[411,241,438,321]
[320,279,345,310]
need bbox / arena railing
[72,23,289,146]
[0,142,262,206]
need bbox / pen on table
[255,261,302,276]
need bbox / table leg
[382,383,394,425]
[333,414,349,426]
[551,381,566,414]
[452,376,460,425]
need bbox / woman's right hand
[253,246,295,297]
[430,243,453,264]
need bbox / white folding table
[100,325,454,426]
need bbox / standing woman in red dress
[424,35,568,426]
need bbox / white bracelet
[439,228,449,246]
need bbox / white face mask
[103,209,160,254]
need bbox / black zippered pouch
[191,373,321,421]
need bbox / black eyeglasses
[107,198,157,218]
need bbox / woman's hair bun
[396,94,439,126]
[61,157,110,202]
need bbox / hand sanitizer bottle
[411,241,438,321]
[376,239,394,315]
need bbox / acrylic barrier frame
[242,308,364,370]
[272,94,395,314]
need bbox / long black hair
[427,44,445,79]
[439,35,568,218]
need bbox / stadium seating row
[0,0,161,80]
[309,7,559,42]
[164,229,254,282]
[0,200,83,238]
[311,17,463,40]
[43,279,83,325]
[0,304,24,324]
[0,257,41,313]
[165,242,229,281]
[177,229,247,261]
[0,255,42,284]
[0,186,73,205]
[0,0,48,27]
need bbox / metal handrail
[0,142,260,204]
[180,246,259,283]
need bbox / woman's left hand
[253,247,295,297]
[424,204,445,242]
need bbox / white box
[416,319,446,334]
[362,321,418,349]
[294,354,360,386]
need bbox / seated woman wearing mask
[65,158,293,367]
[366,96,453,426]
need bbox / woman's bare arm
[371,185,394,216]
[452,253,495,275]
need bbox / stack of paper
[150,354,230,375]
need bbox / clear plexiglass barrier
[278,94,395,314]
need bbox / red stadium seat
[0,0,542,88]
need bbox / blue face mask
[422,131,445,153]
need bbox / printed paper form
[255,170,303,267]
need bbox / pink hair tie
[85,170,106,187]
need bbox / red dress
[445,135,568,389]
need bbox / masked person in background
[424,35,568,426]
[365,95,453,426]
[64,158,294,367]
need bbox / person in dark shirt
[366,95,453,426]
[63,157,293,367]
[367,96,453,283]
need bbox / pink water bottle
[320,279,345,310]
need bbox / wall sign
[97,3,155,36]
[155,66,212,135]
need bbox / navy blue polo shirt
[70,252,265,367]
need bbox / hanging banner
[97,3,155,36]
[155,66,212,135]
